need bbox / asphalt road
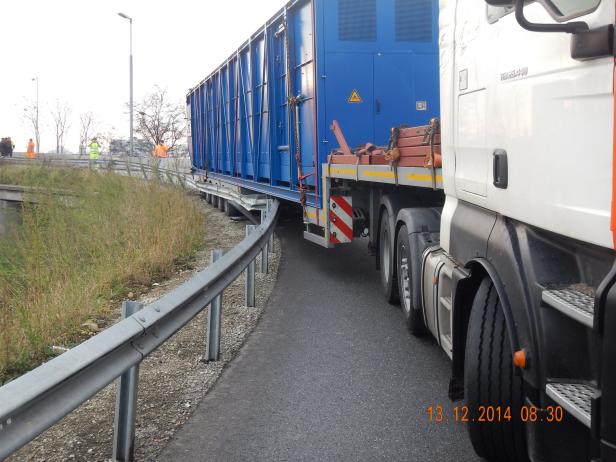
[161,219,479,461]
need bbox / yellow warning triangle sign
[348,89,362,103]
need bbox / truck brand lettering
[500,67,528,81]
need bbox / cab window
[487,5,514,24]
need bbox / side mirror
[486,0,610,61]
[514,0,588,33]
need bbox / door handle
[493,149,508,189]
[375,99,381,114]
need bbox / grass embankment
[0,166,205,382]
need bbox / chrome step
[541,287,594,328]
[545,382,596,428]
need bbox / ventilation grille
[338,0,376,42]
[395,0,433,42]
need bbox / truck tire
[464,277,529,462]
[379,209,399,304]
[396,225,427,334]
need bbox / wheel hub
[400,247,411,314]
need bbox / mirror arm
[515,0,589,34]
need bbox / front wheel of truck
[464,277,529,462]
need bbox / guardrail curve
[0,157,279,461]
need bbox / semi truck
[187,0,616,460]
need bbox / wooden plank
[327,154,390,165]
[397,134,441,147]
[398,125,438,137]
[398,145,441,157]
[397,157,428,167]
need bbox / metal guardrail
[0,156,190,186]
[0,158,279,461]
[0,156,272,213]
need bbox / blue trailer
[187,0,440,209]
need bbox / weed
[0,166,205,382]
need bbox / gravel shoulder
[9,199,281,462]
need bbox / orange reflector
[513,350,526,369]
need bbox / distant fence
[0,156,279,461]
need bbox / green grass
[0,165,205,382]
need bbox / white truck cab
[424,1,616,460]
[440,0,614,251]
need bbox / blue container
[187,0,440,207]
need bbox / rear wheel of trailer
[396,224,427,334]
[379,209,399,304]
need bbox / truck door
[453,6,491,199]
[479,1,614,248]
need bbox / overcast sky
[0,0,285,153]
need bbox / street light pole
[118,13,133,158]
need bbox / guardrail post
[112,300,143,462]
[245,225,256,307]
[267,201,274,253]
[260,209,269,274]
[206,249,223,361]
[139,158,147,180]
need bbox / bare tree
[23,100,41,154]
[79,112,96,157]
[50,101,71,154]
[135,86,185,153]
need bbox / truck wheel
[396,225,426,334]
[464,277,529,462]
[379,210,399,304]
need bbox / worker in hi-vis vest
[153,142,169,158]
[89,138,100,168]
[26,138,36,159]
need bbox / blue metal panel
[324,52,375,147]
[374,52,440,141]
[187,0,440,208]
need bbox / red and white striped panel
[329,195,353,244]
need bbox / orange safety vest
[26,140,36,158]
[154,144,169,158]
